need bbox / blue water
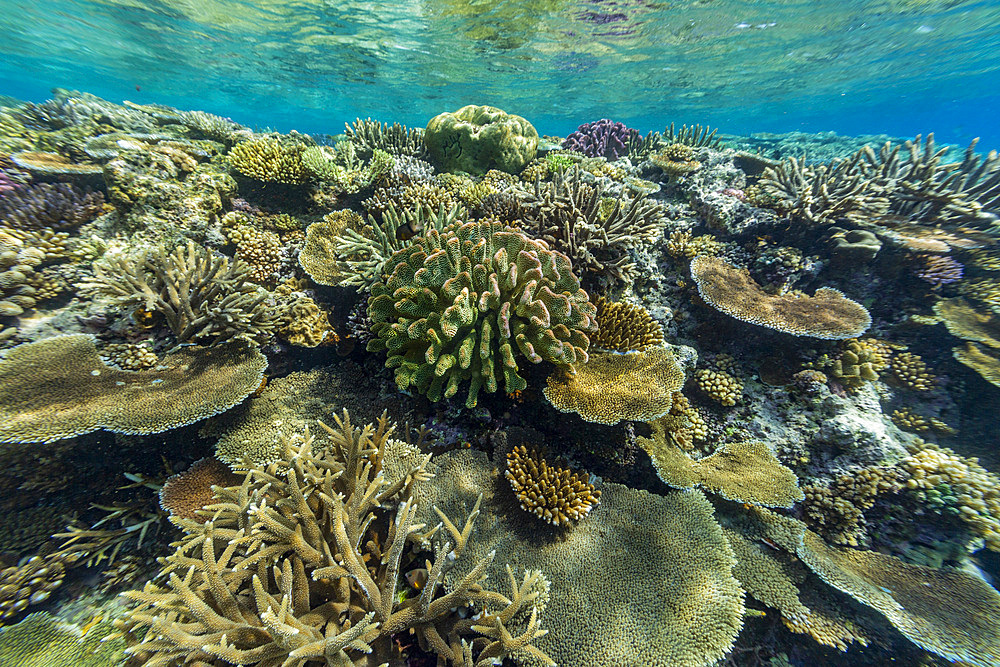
[2,0,1000,146]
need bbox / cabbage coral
[368,220,596,407]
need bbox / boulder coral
[368,220,596,407]
[424,105,538,175]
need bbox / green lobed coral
[424,104,538,175]
[367,220,596,407]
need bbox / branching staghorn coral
[368,220,596,407]
[85,241,280,345]
[519,166,666,282]
[121,410,553,667]
[227,135,310,184]
[344,117,428,159]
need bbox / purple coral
[0,182,104,229]
[0,170,19,197]
[914,254,963,287]
[562,119,642,160]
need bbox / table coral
[543,347,684,425]
[505,445,601,526]
[953,341,1000,387]
[425,105,538,175]
[933,297,1000,348]
[637,421,803,508]
[401,444,745,667]
[690,255,871,339]
[0,335,267,444]
[368,220,596,408]
[0,612,126,667]
[650,143,702,175]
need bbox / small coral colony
[1,91,1000,667]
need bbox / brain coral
[690,255,871,339]
[0,335,267,444]
[542,347,685,425]
[368,220,596,407]
[424,105,538,175]
[397,443,745,667]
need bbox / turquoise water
[2,0,1000,143]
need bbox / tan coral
[650,144,702,175]
[543,347,685,425]
[0,335,267,444]
[590,296,664,352]
[277,294,337,347]
[828,338,894,388]
[798,529,1000,667]
[801,467,904,546]
[666,230,723,259]
[933,297,1000,348]
[891,408,954,435]
[158,456,241,523]
[694,368,742,406]
[889,351,935,391]
[953,341,1000,387]
[690,255,871,339]
[637,421,803,508]
[400,444,746,667]
[656,393,709,452]
[226,224,284,286]
[505,445,601,526]
[227,135,309,183]
[99,343,158,371]
[0,553,72,625]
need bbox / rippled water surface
[2,0,1000,145]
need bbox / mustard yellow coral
[543,347,685,425]
[690,255,871,339]
[590,296,664,352]
[953,341,1000,387]
[227,136,309,183]
[890,351,935,391]
[694,368,742,406]
[505,445,601,526]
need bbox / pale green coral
[368,220,596,407]
[425,105,538,175]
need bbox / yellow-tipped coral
[227,135,310,183]
[505,445,601,526]
[590,296,664,352]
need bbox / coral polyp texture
[690,255,872,339]
[157,455,240,523]
[367,220,596,407]
[543,347,685,424]
[0,335,267,443]
[505,444,601,526]
[0,182,104,229]
[561,118,642,160]
[590,296,664,352]
[227,135,310,183]
[424,104,538,174]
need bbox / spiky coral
[368,220,596,407]
[121,411,553,667]
[520,166,665,282]
[85,241,280,345]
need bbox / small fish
[135,85,141,92]
[395,221,423,242]
[405,567,429,591]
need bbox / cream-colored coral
[227,135,309,183]
[0,554,70,625]
[691,255,871,339]
[99,343,158,371]
[543,347,685,425]
[505,445,601,526]
[900,442,1000,552]
[890,351,935,391]
[226,224,284,286]
[637,421,803,508]
[801,467,904,546]
[694,368,742,406]
[891,408,954,435]
[277,294,337,347]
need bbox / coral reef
[0,182,104,229]
[504,444,601,526]
[424,105,538,174]
[0,612,126,667]
[85,241,280,345]
[157,456,240,523]
[693,368,743,406]
[543,347,685,424]
[691,255,872,339]
[889,351,936,391]
[227,135,310,183]
[0,553,71,625]
[801,466,904,546]
[590,296,664,352]
[344,117,428,159]
[0,335,267,443]
[123,411,553,666]
[913,253,963,287]
[368,220,596,407]
[953,341,1000,387]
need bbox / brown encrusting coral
[122,411,554,667]
[505,445,601,526]
[0,335,267,443]
[690,255,871,339]
[158,456,241,523]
